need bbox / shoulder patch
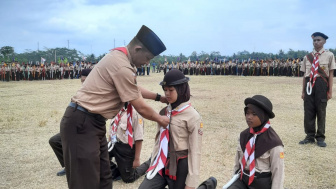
[280,152,284,159]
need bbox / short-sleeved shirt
[115,108,144,144]
[300,48,336,77]
[150,102,203,187]
[71,48,141,119]
[233,136,285,189]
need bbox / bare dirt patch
[0,74,335,189]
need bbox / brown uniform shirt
[233,137,285,189]
[112,108,144,144]
[72,48,141,119]
[149,102,203,187]
[300,48,336,77]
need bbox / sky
[1,0,336,58]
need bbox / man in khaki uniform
[299,32,335,147]
[60,25,169,189]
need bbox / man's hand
[158,116,169,128]
[160,96,168,104]
[133,158,141,168]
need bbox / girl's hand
[185,186,195,189]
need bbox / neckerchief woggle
[146,103,191,180]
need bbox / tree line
[1,45,336,65]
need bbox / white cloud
[1,0,336,57]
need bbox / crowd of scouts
[159,58,336,77]
[0,61,95,82]
[44,25,334,189]
[2,58,336,82]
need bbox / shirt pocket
[170,118,187,142]
[257,151,271,172]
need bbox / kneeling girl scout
[139,69,217,189]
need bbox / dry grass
[0,73,335,189]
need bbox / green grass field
[0,73,335,189]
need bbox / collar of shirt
[313,47,325,54]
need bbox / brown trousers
[60,106,112,189]
[304,77,328,141]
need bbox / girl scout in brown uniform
[226,95,284,189]
[139,70,217,189]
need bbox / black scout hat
[160,69,189,86]
[136,25,166,56]
[311,32,328,40]
[244,95,275,118]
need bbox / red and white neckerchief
[240,121,271,185]
[307,51,324,95]
[146,103,191,180]
[125,103,133,148]
[109,103,134,148]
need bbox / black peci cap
[136,25,166,56]
[311,32,328,40]
[160,69,189,86]
[81,69,92,76]
[244,95,275,118]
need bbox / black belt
[68,102,106,121]
[243,170,272,178]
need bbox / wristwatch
[155,93,161,101]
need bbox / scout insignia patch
[139,118,143,125]
[280,152,284,159]
[200,122,203,128]
[198,128,203,135]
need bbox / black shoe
[113,176,121,181]
[299,139,315,145]
[198,176,217,189]
[56,168,66,176]
[317,141,327,147]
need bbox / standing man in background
[299,32,335,147]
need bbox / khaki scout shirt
[233,137,285,189]
[114,108,144,144]
[301,48,336,77]
[72,48,140,119]
[150,102,203,187]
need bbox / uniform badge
[198,129,203,135]
[280,152,284,159]
[138,118,143,125]
[200,122,203,128]
[322,66,325,70]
